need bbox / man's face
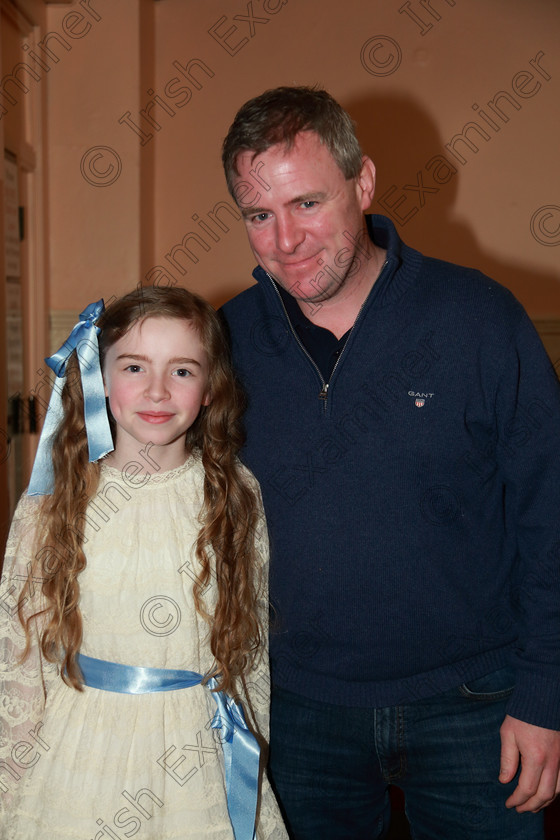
[232,131,376,309]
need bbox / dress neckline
[99,452,199,485]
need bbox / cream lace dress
[0,456,287,839]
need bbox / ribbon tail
[210,682,260,840]
[28,377,66,495]
[224,718,259,840]
[77,336,114,463]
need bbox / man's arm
[500,715,560,812]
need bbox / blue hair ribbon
[28,300,114,496]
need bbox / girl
[0,286,287,840]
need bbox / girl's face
[103,316,211,471]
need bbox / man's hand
[500,714,560,812]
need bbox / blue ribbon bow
[76,654,259,840]
[28,300,114,495]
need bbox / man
[220,86,560,839]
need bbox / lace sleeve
[230,488,288,840]
[0,494,59,811]
[236,494,288,839]
[236,484,271,744]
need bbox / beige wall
[46,0,145,310]
[43,0,559,322]
[1,0,559,522]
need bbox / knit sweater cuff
[507,673,560,731]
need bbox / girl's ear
[202,390,212,407]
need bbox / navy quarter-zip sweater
[222,215,560,730]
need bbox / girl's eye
[174,369,191,378]
[125,364,142,373]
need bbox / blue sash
[77,653,259,840]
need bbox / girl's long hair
[18,285,262,694]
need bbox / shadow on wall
[345,92,560,316]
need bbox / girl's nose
[145,374,170,402]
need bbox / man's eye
[252,212,270,223]
[302,200,317,209]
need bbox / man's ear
[357,156,376,211]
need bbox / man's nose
[276,214,305,253]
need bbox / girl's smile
[137,411,175,423]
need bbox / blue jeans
[269,668,544,839]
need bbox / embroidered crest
[408,390,434,407]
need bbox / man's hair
[222,85,363,198]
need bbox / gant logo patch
[409,391,434,407]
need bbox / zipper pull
[319,384,329,400]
